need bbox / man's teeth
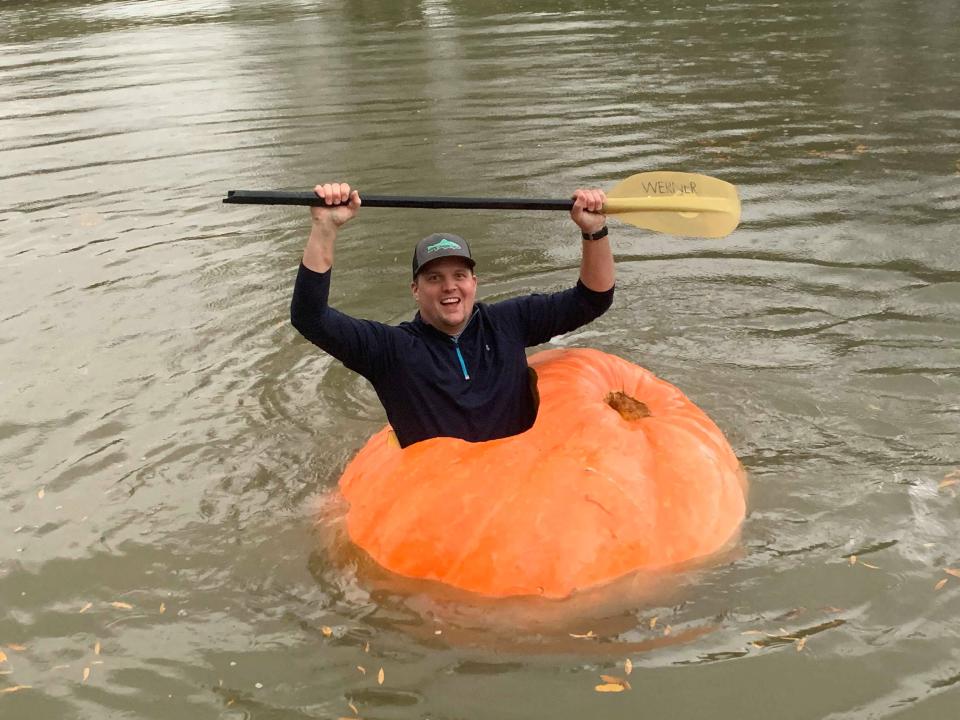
[441,298,459,304]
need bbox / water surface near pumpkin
[2,0,959,718]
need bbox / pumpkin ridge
[588,460,653,522]
[441,457,538,588]
[642,417,743,557]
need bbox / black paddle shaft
[223,190,573,211]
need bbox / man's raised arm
[570,187,615,293]
[302,182,362,272]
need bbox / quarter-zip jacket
[291,263,614,447]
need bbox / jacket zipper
[452,338,470,380]
[445,308,478,381]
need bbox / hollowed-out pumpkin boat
[337,348,746,599]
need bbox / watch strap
[581,225,609,241]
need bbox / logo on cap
[426,238,462,254]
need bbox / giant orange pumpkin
[338,348,746,599]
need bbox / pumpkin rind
[338,348,746,598]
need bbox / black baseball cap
[411,233,475,278]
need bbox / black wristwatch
[581,225,609,241]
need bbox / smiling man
[291,182,615,448]
[409,234,478,338]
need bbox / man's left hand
[570,188,607,236]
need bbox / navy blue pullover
[291,263,614,447]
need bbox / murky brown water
[2,0,959,717]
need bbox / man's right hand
[303,182,360,272]
[310,182,361,229]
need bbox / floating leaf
[363,642,370,653]
[741,630,764,635]
[0,651,6,663]
[321,626,333,637]
[37,488,45,500]
[94,642,101,656]
[939,479,959,490]
[82,667,90,682]
[849,555,857,565]
[110,602,132,610]
[777,608,805,621]
[748,619,844,649]
[599,675,631,690]
[595,683,626,693]
[1,685,30,694]
[663,625,672,636]
[348,700,359,716]
[935,578,948,591]
[80,602,93,613]
[795,637,807,651]
[6,645,26,652]
[624,658,633,675]
[356,666,366,675]
[377,667,384,685]
[861,562,880,570]
[945,568,960,579]
[159,603,166,614]
[569,631,595,639]
[649,617,658,629]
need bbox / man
[291,182,615,447]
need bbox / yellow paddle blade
[603,171,741,238]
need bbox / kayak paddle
[223,171,740,238]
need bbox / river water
[2,0,959,717]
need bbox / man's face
[411,257,478,335]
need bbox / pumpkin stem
[605,391,651,421]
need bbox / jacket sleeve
[489,280,615,347]
[290,263,396,379]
